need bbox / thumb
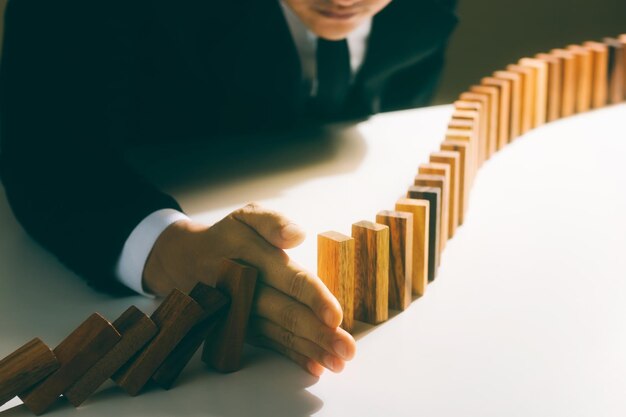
[230,203,306,249]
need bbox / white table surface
[1,103,625,417]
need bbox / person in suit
[0,0,457,376]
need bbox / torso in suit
[0,0,457,293]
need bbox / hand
[143,203,357,376]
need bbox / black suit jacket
[0,0,457,293]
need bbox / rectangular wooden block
[0,339,59,407]
[493,70,523,140]
[406,186,441,282]
[20,314,121,415]
[454,100,488,153]
[352,221,389,324]
[202,259,258,373]
[317,231,356,332]
[604,37,625,104]
[446,128,476,188]
[535,53,563,122]
[621,35,626,98]
[507,64,535,133]
[395,199,429,297]
[65,307,158,406]
[113,290,205,395]
[567,44,593,113]
[481,77,511,149]
[152,283,229,389]
[469,86,500,159]
[430,151,462,229]
[551,48,577,117]
[584,41,609,109]
[519,57,549,127]
[459,92,490,165]
[376,211,413,311]
[441,139,470,221]
[418,163,454,240]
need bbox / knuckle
[280,329,296,350]
[288,270,309,300]
[313,328,328,347]
[280,302,299,332]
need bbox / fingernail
[333,340,349,360]
[323,355,337,371]
[281,223,304,241]
[323,307,336,328]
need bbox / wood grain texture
[584,41,609,109]
[441,140,470,225]
[430,151,462,229]
[418,163,454,239]
[507,64,535,133]
[376,211,413,311]
[604,38,625,104]
[202,259,258,373]
[454,100,488,156]
[481,76,512,149]
[352,221,389,324]
[414,174,448,254]
[152,283,229,389]
[459,93,490,166]
[445,128,476,189]
[20,314,121,415]
[406,186,441,282]
[113,290,205,395]
[567,44,593,113]
[535,53,563,122]
[317,231,356,332]
[519,58,549,128]
[470,85,500,159]
[493,70,523,140]
[0,339,59,407]
[551,48,577,117]
[65,307,158,406]
[395,199,429,297]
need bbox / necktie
[314,38,351,116]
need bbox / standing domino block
[352,221,389,325]
[604,37,625,104]
[65,307,158,406]
[414,173,448,254]
[0,339,59,408]
[459,92,490,165]
[454,100,488,154]
[446,128,477,187]
[481,77,511,149]
[493,70,523,140]
[535,53,563,122]
[20,314,121,415]
[551,48,577,117]
[376,211,413,311]
[621,35,626,97]
[317,231,356,332]
[519,58,549,127]
[152,283,229,389]
[406,186,441,282]
[567,44,593,113]
[395,199,429,296]
[584,41,609,109]
[202,259,258,373]
[441,140,470,223]
[507,64,535,133]
[430,151,462,228]
[418,163,454,239]
[470,86,500,159]
[113,290,205,395]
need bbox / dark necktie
[314,38,351,116]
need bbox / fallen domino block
[395,199,430,297]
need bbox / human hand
[143,203,357,376]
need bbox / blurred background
[0,0,624,104]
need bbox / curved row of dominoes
[317,34,626,332]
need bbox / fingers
[249,317,346,373]
[231,202,306,249]
[248,335,325,377]
[252,283,356,361]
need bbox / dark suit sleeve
[0,0,182,294]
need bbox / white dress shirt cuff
[115,208,190,297]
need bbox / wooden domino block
[418,163,454,239]
[0,339,59,408]
[551,48,577,117]
[352,221,389,324]
[583,41,609,109]
[65,307,158,406]
[414,173,448,254]
[20,314,121,415]
[519,58,548,127]
[202,259,258,373]
[459,92,490,164]
[113,290,205,395]
[493,70,523,140]
[446,128,476,187]
[406,186,441,282]
[567,44,593,113]
[430,151,462,229]
[376,211,413,311]
[441,140,470,224]
[507,64,535,133]
[469,86,500,159]
[317,231,355,332]
[152,283,229,389]
[621,35,626,98]
[454,100,488,154]
[535,53,563,122]
[604,37,625,104]
[481,76,511,149]
[395,199,429,296]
